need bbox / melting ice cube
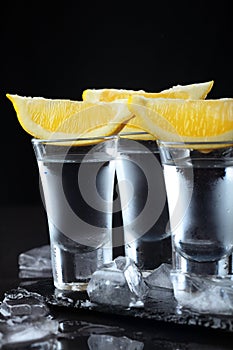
[171,271,233,315]
[87,256,148,308]
[145,263,173,289]
[18,245,52,279]
[0,287,59,346]
[0,287,49,318]
[88,334,144,350]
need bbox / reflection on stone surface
[0,332,2,348]
[88,334,144,350]
[1,282,233,349]
[59,320,124,338]
[0,316,58,347]
[87,256,148,307]
[24,338,60,349]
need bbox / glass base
[171,271,233,315]
[50,242,113,293]
[54,281,88,292]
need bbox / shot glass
[115,133,171,272]
[158,140,233,313]
[32,136,116,291]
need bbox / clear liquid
[116,147,171,271]
[163,160,233,264]
[38,156,115,290]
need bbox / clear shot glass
[115,132,171,272]
[158,140,233,313]
[32,136,116,291]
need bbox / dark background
[0,2,232,279]
[0,1,232,207]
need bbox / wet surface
[0,278,233,349]
[23,278,233,333]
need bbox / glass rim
[157,140,233,146]
[31,135,119,145]
[119,131,156,140]
[119,131,150,136]
[31,131,154,145]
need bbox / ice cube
[171,271,233,315]
[0,316,59,346]
[145,263,173,289]
[87,256,148,308]
[0,288,49,318]
[88,334,144,350]
[18,245,52,279]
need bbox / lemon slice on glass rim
[126,96,233,149]
[6,94,134,145]
[82,80,214,140]
[82,80,214,102]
